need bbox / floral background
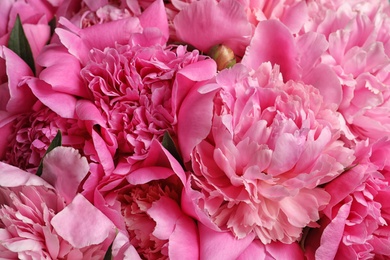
[1,0,390,259]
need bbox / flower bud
[209,44,236,71]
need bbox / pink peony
[1,101,91,173]
[304,139,390,259]
[80,42,215,170]
[0,146,116,259]
[85,140,198,259]
[178,62,355,244]
[302,0,390,142]
[35,0,217,174]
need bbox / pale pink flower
[178,62,355,244]
[0,147,116,259]
[302,0,390,141]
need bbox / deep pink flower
[198,223,304,260]
[1,101,90,173]
[85,140,198,259]
[0,147,116,259]
[35,0,217,175]
[178,62,355,243]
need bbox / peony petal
[173,0,252,55]
[315,198,352,260]
[37,45,89,98]
[178,84,219,162]
[51,194,115,248]
[242,20,298,81]
[198,223,255,260]
[138,0,169,42]
[0,46,36,114]
[303,63,342,106]
[76,99,106,126]
[126,166,175,185]
[0,161,52,188]
[173,59,217,112]
[168,216,199,260]
[41,146,89,204]
[26,78,77,118]
[147,196,183,240]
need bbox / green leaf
[161,131,185,169]
[103,241,113,260]
[36,130,62,176]
[48,16,56,38]
[8,14,36,75]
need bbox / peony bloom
[79,42,216,170]
[86,140,198,259]
[178,62,355,244]
[0,146,116,259]
[1,101,90,173]
[35,0,217,174]
[304,139,390,259]
[302,0,390,142]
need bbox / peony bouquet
[1,0,390,259]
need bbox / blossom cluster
[1,0,390,259]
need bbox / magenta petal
[173,0,252,54]
[169,216,199,259]
[41,147,89,204]
[38,45,89,98]
[139,0,169,41]
[131,140,187,184]
[0,46,36,114]
[198,223,255,260]
[76,100,106,126]
[303,64,342,106]
[147,196,182,239]
[51,194,115,248]
[178,85,219,162]
[26,78,77,118]
[126,167,175,185]
[265,241,305,259]
[242,20,298,81]
[91,128,116,175]
[173,59,217,111]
